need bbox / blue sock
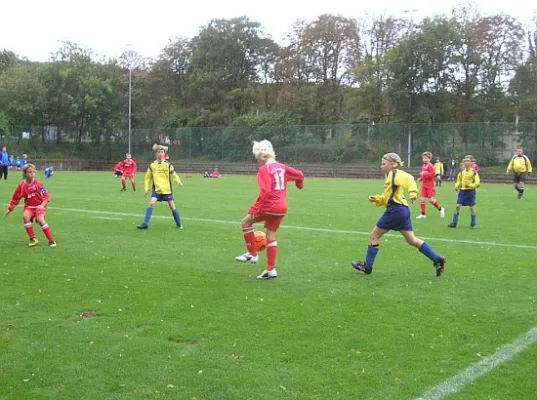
[471,214,476,227]
[419,242,440,263]
[172,209,182,226]
[143,207,153,225]
[365,244,379,269]
[452,213,459,225]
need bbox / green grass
[1,172,536,400]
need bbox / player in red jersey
[120,153,137,192]
[4,164,56,247]
[235,140,304,279]
[416,152,445,219]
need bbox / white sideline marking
[93,216,122,220]
[415,327,537,400]
[47,206,537,250]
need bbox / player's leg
[35,211,56,245]
[120,176,126,191]
[351,225,389,274]
[513,174,522,198]
[130,176,136,191]
[469,205,477,228]
[22,209,38,246]
[428,195,444,216]
[518,173,526,199]
[400,230,445,276]
[448,203,462,227]
[418,191,427,218]
[167,200,182,228]
[236,214,259,262]
[138,197,158,229]
[257,216,284,279]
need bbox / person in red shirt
[114,161,123,178]
[471,158,479,173]
[235,140,304,279]
[4,164,56,247]
[416,152,445,220]
[211,168,220,178]
[120,153,137,192]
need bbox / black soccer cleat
[137,223,148,229]
[351,260,372,274]
[448,222,457,228]
[434,256,446,277]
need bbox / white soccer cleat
[440,207,445,218]
[235,252,258,263]
[257,269,277,280]
[416,214,427,219]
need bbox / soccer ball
[254,231,267,252]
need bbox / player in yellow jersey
[351,153,446,277]
[137,144,183,229]
[434,157,444,187]
[448,155,480,228]
[506,146,532,200]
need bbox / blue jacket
[0,151,8,166]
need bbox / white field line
[47,206,537,250]
[415,327,537,400]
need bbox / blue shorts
[152,192,174,202]
[376,204,413,231]
[457,190,476,206]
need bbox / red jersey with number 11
[249,161,304,216]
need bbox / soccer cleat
[137,223,148,229]
[257,269,277,279]
[416,214,427,219]
[448,222,457,228]
[49,241,57,247]
[440,207,445,218]
[235,252,258,263]
[120,187,126,192]
[351,260,372,274]
[133,187,136,192]
[470,225,476,229]
[434,256,446,277]
[177,224,183,229]
[28,238,39,247]
[517,193,523,200]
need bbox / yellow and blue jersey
[434,162,444,174]
[144,160,182,195]
[455,168,480,190]
[507,155,532,174]
[372,169,418,207]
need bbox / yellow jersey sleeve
[144,166,153,193]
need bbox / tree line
[0,4,536,163]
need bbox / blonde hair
[422,152,432,159]
[463,154,473,161]
[22,163,36,177]
[252,140,275,160]
[382,153,404,168]
[152,143,168,153]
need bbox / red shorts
[421,186,435,198]
[24,206,47,221]
[251,212,285,232]
[123,173,135,179]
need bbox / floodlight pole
[128,62,132,154]
[404,9,418,168]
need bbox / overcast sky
[3,0,536,62]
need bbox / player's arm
[36,185,51,210]
[5,184,23,215]
[143,167,153,194]
[404,173,418,202]
[284,165,305,188]
[249,169,271,215]
[454,172,462,190]
[170,166,182,187]
[526,157,532,174]
[468,172,480,189]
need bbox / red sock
[420,201,426,214]
[24,222,36,239]
[242,226,257,256]
[431,200,441,210]
[40,223,55,242]
[266,240,277,271]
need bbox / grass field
[1,171,536,400]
